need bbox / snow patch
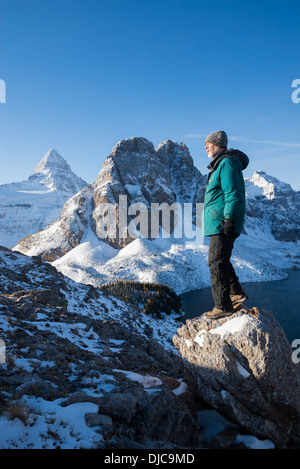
[236,359,250,378]
[194,330,208,347]
[210,314,254,339]
[113,369,162,388]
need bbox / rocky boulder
[173,307,300,448]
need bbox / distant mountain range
[5,137,300,294]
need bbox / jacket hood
[226,148,249,170]
[207,148,249,172]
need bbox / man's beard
[207,147,223,159]
[207,150,218,159]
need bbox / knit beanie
[205,130,228,149]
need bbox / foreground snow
[0,385,274,449]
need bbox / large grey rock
[97,392,138,423]
[85,413,113,428]
[133,388,200,447]
[173,308,300,448]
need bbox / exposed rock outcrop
[15,185,93,261]
[173,307,300,448]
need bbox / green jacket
[203,149,249,237]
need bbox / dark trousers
[208,233,243,310]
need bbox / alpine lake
[180,269,300,344]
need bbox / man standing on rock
[203,130,249,319]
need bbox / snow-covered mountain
[245,170,296,200]
[12,138,300,294]
[0,149,88,248]
[14,137,206,259]
[244,170,300,242]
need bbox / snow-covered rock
[0,245,190,448]
[173,307,300,448]
[0,148,87,248]
[245,170,300,242]
[245,170,295,200]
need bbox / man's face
[205,141,222,159]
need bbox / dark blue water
[180,269,300,343]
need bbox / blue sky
[1,0,300,189]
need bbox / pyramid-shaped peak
[33,148,70,175]
[29,148,87,193]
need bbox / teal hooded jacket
[203,149,249,237]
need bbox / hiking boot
[205,307,234,319]
[230,292,249,305]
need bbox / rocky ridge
[0,246,285,449]
[0,246,192,448]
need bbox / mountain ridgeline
[13,137,300,263]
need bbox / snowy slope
[0,148,87,248]
[52,229,298,295]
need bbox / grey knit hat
[205,130,228,149]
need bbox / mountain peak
[246,170,294,200]
[33,148,71,175]
[111,137,155,158]
[30,148,87,193]
[156,140,188,152]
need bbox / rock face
[173,307,300,448]
[0,148,87,248]
[31,148,87,194]
[15,185,93,261]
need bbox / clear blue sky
[1,0,300,189]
